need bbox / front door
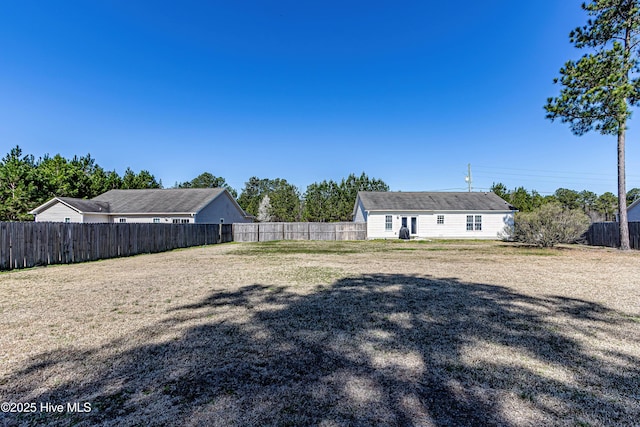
[401,217,417,234]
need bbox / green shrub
[510,204,590,247]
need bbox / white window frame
[385,215,392,231]
[437,215,444,225]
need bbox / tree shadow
[2,274,639,426]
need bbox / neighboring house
[353,191,516,240]
[628,198,640,222]
[30,188,252,224]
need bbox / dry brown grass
[1,240,639,426]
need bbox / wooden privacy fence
[233,222,367,242]
[0,222,233,271]
[586,222,640,249]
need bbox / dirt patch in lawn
[1,240,639,426]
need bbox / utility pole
[464,163,472,192]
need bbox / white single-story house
[353,191,516,240]
[30,188,253,224]
[628,198,640,222]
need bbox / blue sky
[1,0,638,196]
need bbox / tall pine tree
[545,0,640,250]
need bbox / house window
[173,219,190,224]
[437,215,444,224]
[64,217,71,223]
[466,215,474,231]
[119,218,127,223]
[475,215,482,231]
[385,215,392,231]
[153,218,160,223]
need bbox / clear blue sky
[1,0,638,196]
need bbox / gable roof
[29,197,110,215]
[356,191,516,212]
[628,198,640,212]
[92,188,228,214]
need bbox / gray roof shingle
[91,189,226,214]
[357,191,516,211]
[57,197,110,213]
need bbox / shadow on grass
[2,275,639,426]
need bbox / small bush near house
[511,204,590,247]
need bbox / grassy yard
[0,240,639,426]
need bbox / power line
[475,164,640,177]
[473,173,618,185]
[474,165,640,180]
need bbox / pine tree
[545,0,640,249]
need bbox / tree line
[2,146,638,223]
[0,146,389,222]
[490,182,639,222]
[0,146,161,221]
[235,173,389,222]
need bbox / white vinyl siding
[366,211,513,240]
[83,214,110,223]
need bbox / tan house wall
[34,202,83,223]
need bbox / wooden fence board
[309,223,336,241]
[24,223,35,268]
[0,221,370,271]
[50,223,60,264]
[232,222,367,242]
[335,222,367,241]
[0,223,8,270]
[587,222,639,249]
[0,222,232,271]
[233,223,259,242]
[0,223,8,269]
[284,223,309,240]
[14,223,25,269]
[222,224,233,243]
[259,223,284,242]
